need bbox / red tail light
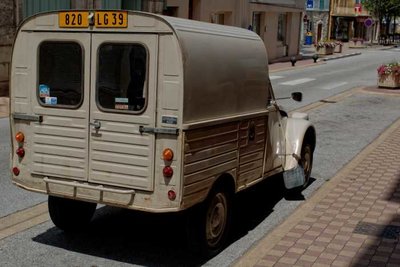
[163,166,173,178]
[168,190,176,201]
[12,167,20,176]
[16,147,25,158]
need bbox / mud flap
[283,164,305,189]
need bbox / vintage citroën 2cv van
[10,10,315,254]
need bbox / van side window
[38,42,83,107]
[97,43,147,113]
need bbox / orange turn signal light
[162,148,174,161]
[15,132,25,143]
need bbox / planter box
[316,46,334,55]
[378,74,400,89]
[349,40,367,48]
[334,45,342,53]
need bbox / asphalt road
[1,47,400,266]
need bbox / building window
[277,13,287,43]
[97,43,147,113]
[252,12,261,36]
[319,0,324,9]
[38,41,83,108]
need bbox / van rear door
[31,33,90,181]
[88,34,158,191]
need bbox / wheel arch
[284,118,316,171]
[208,172,236,198]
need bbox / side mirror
[291,92,302,102]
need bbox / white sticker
[115,97,129,110]
[45,97,57,105]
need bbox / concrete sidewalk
[0,97,9,118]
[235,117,400,266]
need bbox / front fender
[284,114,316,170]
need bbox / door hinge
[139,126,179,135]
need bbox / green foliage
[362,0,400,18]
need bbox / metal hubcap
[206,192,227,247]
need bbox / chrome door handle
[90,120,101,130]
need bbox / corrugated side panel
[89,117,154,191]
[183,122,239,207]
[237,117,266,187]
[32,110,87,180]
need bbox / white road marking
[280,78,316,86]
[270,75,284,80]
[321,82,348,90]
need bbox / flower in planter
[351,38,364,44]
[377,62,400,76]
[314,41,337,48]
[377,62,400,88]
[334,41,343,47]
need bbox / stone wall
[307,11,329,42]
[0,0,18,97]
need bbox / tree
[362,0,400,41]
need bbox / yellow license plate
[59,11,89,28]
[95,11,128,28]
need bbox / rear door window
[97,43,147,113]
[38,41,83,107]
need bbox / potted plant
[314,41,336,55]
[377,62,400,88]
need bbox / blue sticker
[162,116,178,125]
[39,84,50,98]
[45,97,57,105]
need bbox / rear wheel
[48,196,97,231]
[186,185,232,256]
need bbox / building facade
[303,0,330,44]
[185,0,306,62]
[329,0,372,41]
[0,0,21,97]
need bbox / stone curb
[322,52,362,61]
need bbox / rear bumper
[13,177,182,213]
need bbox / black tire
[186,185,232,257]
[48,196,97,232]
[287,142,314,194]
[300,142,313,187]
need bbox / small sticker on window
[162,116,178,125]
[39,84,50,98]
[45,97,57,105]
[115,97,129,110]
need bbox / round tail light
[16,147,25,158]
[15,132,25,143]
[12,167,20,176]
[163,166,173,178]
[168,190,176,201]
[162,148,174,161]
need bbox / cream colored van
[10,10,315,254]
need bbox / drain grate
[353,221,400,239]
